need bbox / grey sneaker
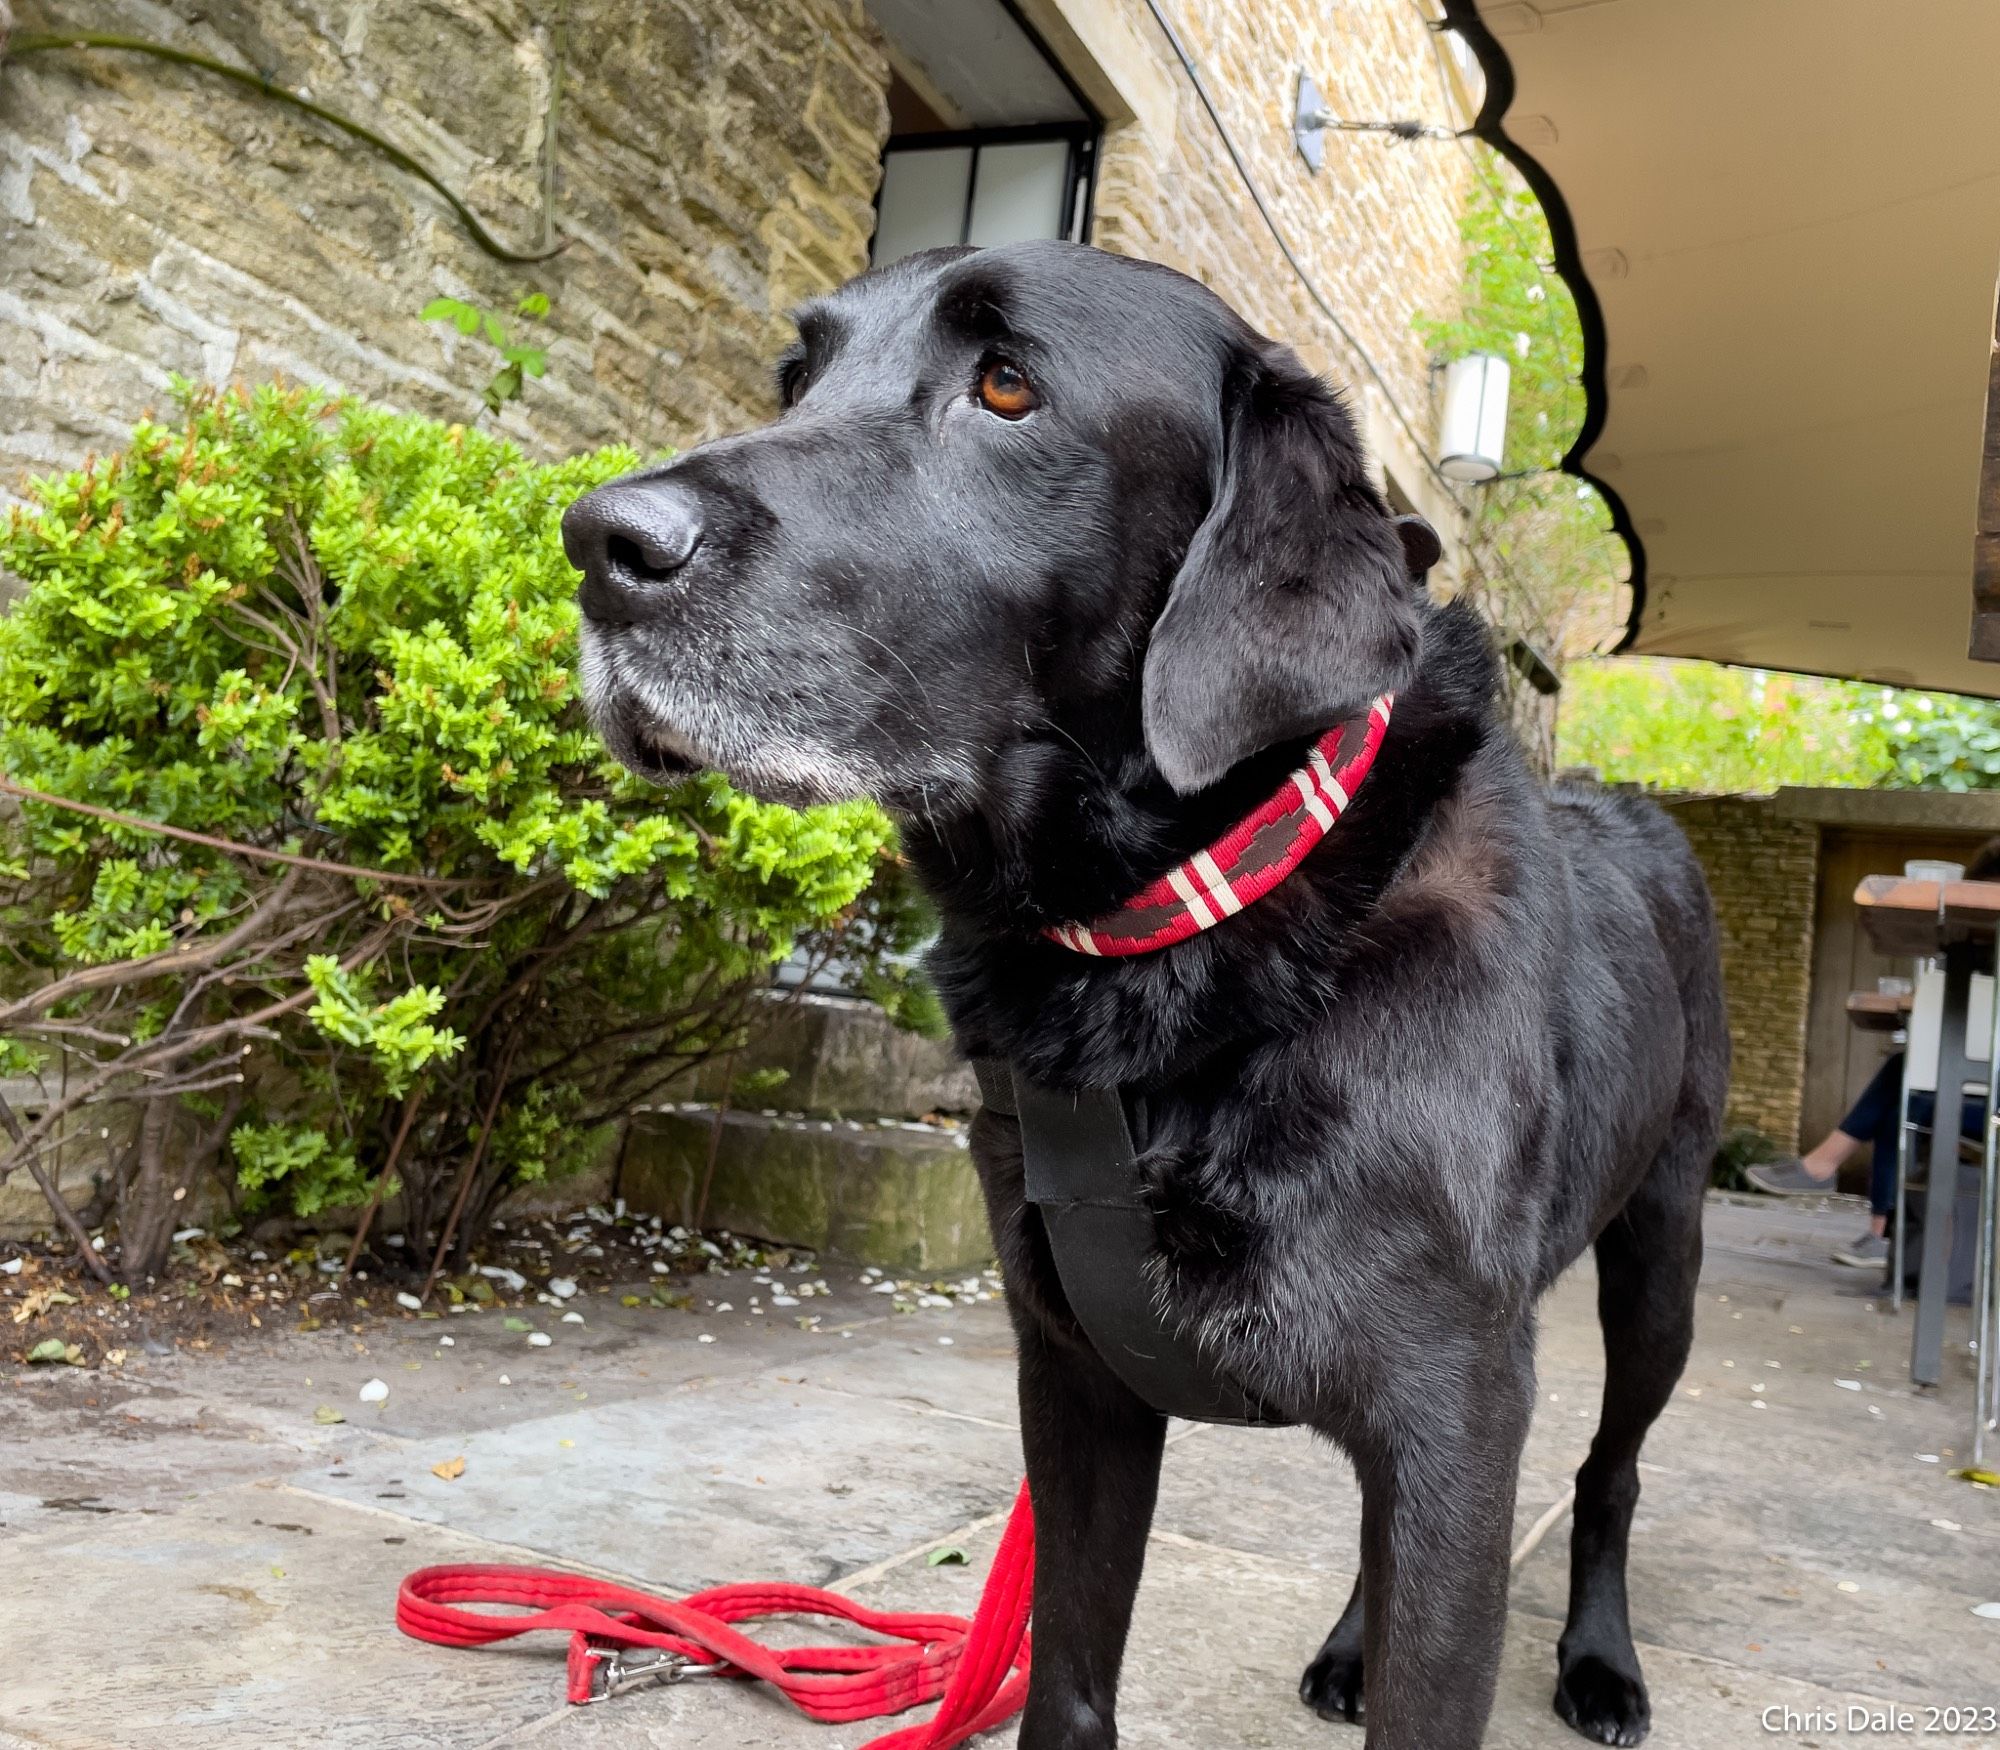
[1833,1231,1890,1270]
[1744,1157,1839,1197]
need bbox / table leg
[1912,944,1975,1389]
[1895,1074,1914,1313]
[1978,1128,1998,1464]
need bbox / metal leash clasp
[586,1646,723,1702]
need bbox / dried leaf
[431,1455,466,1481]
[12,1285,77,1324]
[312,1405,345,1425]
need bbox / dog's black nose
[562,479,704,626]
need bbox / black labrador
[562,240,1729,1750]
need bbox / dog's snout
[563,479,705,627]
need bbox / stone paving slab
[0,1482,558,1749]
[4,1195,1998,1750]
[295,1372,1023,1591]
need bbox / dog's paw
[1298,1645,1365,1725]
[1553,1652,1651,1746]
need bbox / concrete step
[621,1103,992,1274]
[686,993,978,1119]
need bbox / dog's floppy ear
[1393,513,1442,580]
[1142,345,1422,795]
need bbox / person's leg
[1865,1122,1898,1222]
[1842,1051,1904,1144]
[1833,1076,1925,1268]
[1749,1053,1902,1197]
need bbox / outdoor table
[1844,988,1914,1032]
[1853,876,2000,1462]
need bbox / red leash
[397,1479,1034,1748]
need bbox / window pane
[872,146,973,266]
[966,140,1071,248]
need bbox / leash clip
[586,1646,721,1702]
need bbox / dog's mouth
[631,719,703,783]
[594,690,709,787]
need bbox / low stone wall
[1663,795,1819,1147]
[685,993,978,1117]
[622,1106,989,1274]
[622,994,993,1272]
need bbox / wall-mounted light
[1437,352,1511,483]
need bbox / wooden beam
[1974,268,2000,659]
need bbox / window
[866,0,1099,269]
[872,127,1095,266]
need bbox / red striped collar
[1046,696,1394,957]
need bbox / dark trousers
[1838,1051,1983,1216]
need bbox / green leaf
[516,292,550,319]
[926,1546,969,1566]
[483,365,522,413]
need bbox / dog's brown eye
[977,360,1037,419]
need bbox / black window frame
[871,122,1098,261]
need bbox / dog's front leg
[1014,1315,1167,1750]
[1351,1319,1536,1750]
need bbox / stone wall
[1663,795,1820,1147]
[0,0,889,504]
[1023,0,1477,576]
[2,0,1476,560]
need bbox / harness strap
[975,1059,1288,1428]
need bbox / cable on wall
[5,29,565,264]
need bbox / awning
[1447,0,2000,697]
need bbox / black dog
[563,240,1728,1750]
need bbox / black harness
[973,1058,1289,1428]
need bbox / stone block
[621,1104,992,1274]
[687,993,978,1118]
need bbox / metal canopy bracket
[1293,69,1330,172]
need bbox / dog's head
[565,240,1435,813]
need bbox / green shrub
[1557,657,1894,792]
[1712,1125,1778,1193]
[1877,691,2000,791]
[0,382,922,1280]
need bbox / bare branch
[0,868,309,1032]
[421,1028,523,1299]
[342,1079,428,1276]
[0,1089,113,1284]
[0,922,396,1185]
[0,778,491,890]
